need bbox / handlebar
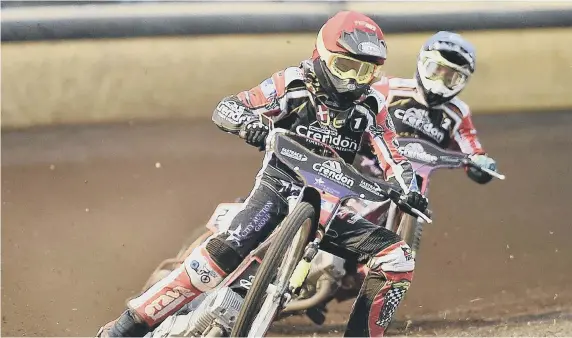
[245,117,434,223]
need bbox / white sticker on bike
[312,160,355,188]
[397,142,438,164]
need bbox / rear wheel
[231,202,316,337]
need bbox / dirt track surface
[2,112,572,336]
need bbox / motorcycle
[144,117,432,337]
[140,135,505,333]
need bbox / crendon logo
[312,160,355,187]
[398,142,438,164]
[280,148,308,162]
[394,107,445,143]
[217,101,249,124]
[296,124,359,152]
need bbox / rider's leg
[97,176,289,337]
[320,206,415,337]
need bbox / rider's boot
[96,238,239,337]
[344,241,415,337]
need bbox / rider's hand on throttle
[240,119,269,150]
[403,191,428,213]
[467,154,496,184]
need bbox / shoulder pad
[261,67,305,100]
[446,96,471,117]
[366,85,388,113]
[284,67,305,87]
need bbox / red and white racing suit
[358,76,489,183]
[100,63,422,337]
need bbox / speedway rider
[359,31,497,183]
[306,31,501,319]
[97,11,428,337]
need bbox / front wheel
[231,202,316,337]
[396,213,422,258]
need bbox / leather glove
[239,118,269,150]
[402,190,429,214]
[467,154,496,184]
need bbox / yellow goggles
[325,53,383,84]
[317,38,383,85]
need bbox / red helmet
[311,11,387,107]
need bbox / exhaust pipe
[282,276,337,313]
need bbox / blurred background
[2,1,572,336]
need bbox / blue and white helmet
[415,31,476,106]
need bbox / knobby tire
[230,202,315,337]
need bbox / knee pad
[183,245,227,292]
[368,241,415,273]
[205,236,244,274]
[126,239,237,328]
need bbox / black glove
[239,119,269,150]
[402,191,428,214]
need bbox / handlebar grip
[386,188,433,224]
[409,207,433,224]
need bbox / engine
[148,287,244,337]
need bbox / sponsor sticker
[398,142,438,164]
[359,180,384,197]
[368,124,384,137]
[439,155,461,164]
[393,107,445,143]
[225,201,273,246]
[296,123,359,152]
[280,148,308,162]
[189,259,218,284]
[312,160,355,188]
[260,78,276,99]
[217,101,249,124]
[357,41,384,57]
[354,20,378,31]
[144,286,196,320]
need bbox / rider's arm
[361,89,419,193]
[447,98,485,155]
[446,98,496,184]
[212,67,306,134]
